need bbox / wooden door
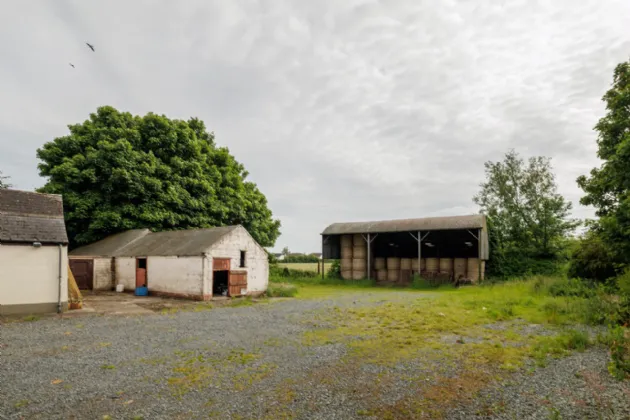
[136,258,147,288]
[69,259,93,290]
[228,271,248,297]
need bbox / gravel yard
[1,287,628,420]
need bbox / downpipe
[57,244,63,313]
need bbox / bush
[267,283,298,297]
[328,260,341,278]
[271,265,318,279]
[607,325,630,380]
[567,231,619,282]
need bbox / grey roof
[71,226,239,257]
[0,189,68,244]
[322,214,486,235]
[69,229,150,256]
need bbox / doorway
[70,259,93,290]
[213,271,229,296]
[136,258,147,288]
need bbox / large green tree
[37,106,281,248]
[474,150,578,276]
[578,59,630,262]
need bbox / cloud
[1,0,629,252]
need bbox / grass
[23,314,40,322]
[277,262,323,272]
[267,283,298,297]
[101,364,116,370]
[285,276,610,417]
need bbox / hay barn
[321,215,489,285]
[69,225,268,299]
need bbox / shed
[69,225,268,299]
[321,214,489,284]
[0,189,69,315]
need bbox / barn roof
[321,214,485,235]
[70,226,239,257]
[0,189,68,244]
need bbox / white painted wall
[207,226,269,294]
[115,257,136,291]
[0,244,68,307]
[93,257,112,290]
[147,256,203,297]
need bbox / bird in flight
[86,42,95,52]
[69,63,75,68]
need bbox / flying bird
[86,42,95,52]
[69,63,75,68]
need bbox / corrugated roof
[69,229,150,256]
[71,226,239,257]
[0,189,68,244]
[322,214,485,235]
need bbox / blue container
[135,286,148,297]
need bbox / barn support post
[367,233,371,280]
[417,231,421,277]
[478,228,482,283]
[321,236,329,280]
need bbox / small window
[239,251,246,268]
[138,258,147,269]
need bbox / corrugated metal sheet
[321,214,485,235]
[0,189,68,244]
[71,226,239,257]
[70,229,150,256]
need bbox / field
[277,262,323,272]
[1,277,629,419]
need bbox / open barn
[321,215,489,285]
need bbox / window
[240,250,246,268]
[138,258,147,269]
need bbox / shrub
[328,260,341,278]
[567,231,619,282]
[267,283,298,298]
[607,325,630,380]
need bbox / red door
[136,258,147,288]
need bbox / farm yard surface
[1,281,629,420]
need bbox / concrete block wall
[93,257,113,290]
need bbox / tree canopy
[474,150,578,276]
[578,59,630,262]
[37,106,281,248]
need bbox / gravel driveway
[1,290,628,420]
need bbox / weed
[23,315,40,322]
[101,364,116,370]
[193,303,213,312]
[14,399,29,409]
[267,283,298,297]
[160,307,180,315]
[228,297,254,308]
[607,325,630,380]
[547,406,561,420]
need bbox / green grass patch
[227,297,255,308]
[101,364,116,370]
[267,283,298,297]
[23,315,40,322]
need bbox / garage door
[69,259,93,290]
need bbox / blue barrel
[135,286,148,296]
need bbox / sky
[1,0,629,253]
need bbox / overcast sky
[1,1,629,253]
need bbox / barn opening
[321,215,489,286]
[213,271,229,296]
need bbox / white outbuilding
[0,189,69,315]
[69,225,269,299]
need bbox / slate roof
[71,226,239,257]
[0,189,69,244]
[321,214,486,235]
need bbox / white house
[69,225,269,299]
[0,189,69,315]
